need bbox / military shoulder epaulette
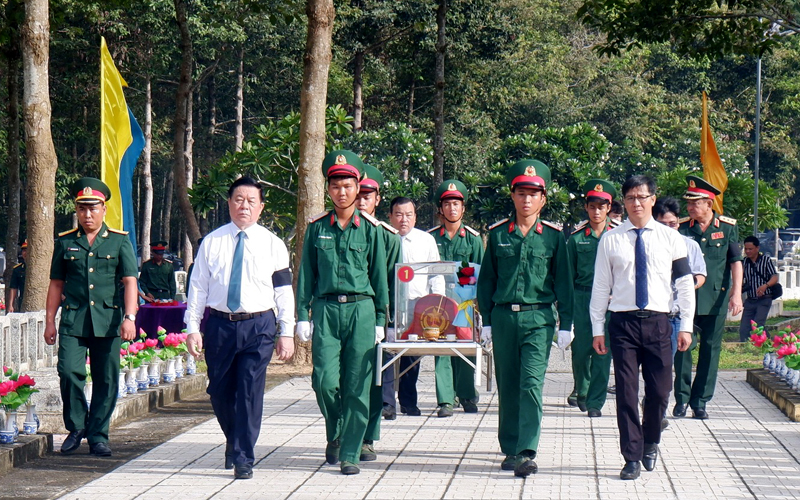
[380,221,399,234]
[678,216,691,224]
[165,259,173,264]
[308,211,328,223]
[488,218,509,230]
[464,225,480,237]
[108,228,128,235]
[13,262,23,269]
[571,220,589,234]
[58,228,79,237]
[427,225,441,234]
[718,215,737,225]
[360,211,382,227]
[541,220,563,231]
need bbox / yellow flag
[100,36,133,230]
[701,91,727,214]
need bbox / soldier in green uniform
[8,240,27,313]
[674,175,743,419]
[43,177,139,457]
[565,179,619,417]
[477,160,574,477]
[429,179,484,416]
[295,151,389,475]
[356,164,401,461]
[139,240,176,301]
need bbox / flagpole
[753,55,762,235]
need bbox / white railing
[0,310,59,372]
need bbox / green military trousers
[434,356,477,406]
[571,290,612,410]
[57,334,121,444]
[492,305,554,457]
[673,312,726,410]
[311,298,376,464]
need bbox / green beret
[434,179,468,203]
[359,164,384,192]
[683,175,721,200]
[583,178,616,202]
[506,160,551,190]
[322,150,363,179]
[73,177,111,204]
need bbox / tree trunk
[207,71,216,153]
[141,76,154,263]
[163,170,174,244]
[183,90,194,267]
[172,0,202,246]
[407,77,415,122]
[294,0,336,364]
[20,0,58,312]
[3,1,22,309]
[234,45,244,151]
[432,0,447,208]
[352,49,364,132]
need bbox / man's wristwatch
[124,314,136,322]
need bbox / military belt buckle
[337,295,348,303]
[511,304,520,312]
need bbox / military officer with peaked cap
[429,179,484,417]
[139,240,177,301]
[674,175,743,420]
[295,150,389,475]
[44,177,139,457]
[477,160,574,477]
[564,179,619,417]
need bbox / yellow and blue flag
[100,36,144,251]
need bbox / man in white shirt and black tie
[185,177,295,480]
[590,175,695,480]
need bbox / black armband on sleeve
[728,241,742,261]
[672,257,691,281]
[272,268,292,287]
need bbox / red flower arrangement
[0,366,39,410]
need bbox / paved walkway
[58,365,800,500]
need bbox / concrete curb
[0,372,208,475]
[746,368,800,421]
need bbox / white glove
[296,321,313,342]
[386,327,396,343]
[375,326,385,344]
[480,326,492,346]
[557,329,573,350]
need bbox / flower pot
[162,358,177,383]
[137,364,150,391]
[84,381,93,408]
[23,404,40,435]
[0,411,18,444]
[174,356,184,379]
[185,353,197,375]
[763,353,770,370]
[118,371,127,398]
[148,361,161,387]
[126,368,138,394]
[768,353,777,373]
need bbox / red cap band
[586,190,612,202]
[439,189,464,201]
[75,189,107,202]
[327,165,360,179]
[359,178,379,191]
[511,175,545,189]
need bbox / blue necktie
[634,228,648,310]
[227,231,246,312]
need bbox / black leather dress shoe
[234,464,253,480]
[673,403,688,418]
[692,408,709,419]
[89,442,112,457]
[661,418,669,431]
[401,405,422,416]
[61,429,86,455]
[587,409,602,418]
[566,394,578,407]
[620,461,641,480]
[642,443,658,471]
[382,404,397,420]
[501,455,516,471]
[514,452,538,478]
[577,400,588,412]
[325,439,340,464]
[461,399,479,413]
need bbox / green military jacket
[428,223,485,264]
[139,258,177,299]
[566,218,618,289]
[378,221,401,326]
[477,216,573,328]
[50,223,138,337]
[679,213,742,316]
[10,262,25,298]
[296,209,389,326]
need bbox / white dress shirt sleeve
[672,233,696,332]
[272,237,296,336]
[184,240,210,334]
[590,234,612,337]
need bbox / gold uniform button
[701,238,706,242]
[89,252,94,256]
[89,268,94,272]
[89,284,94,289]
[721,287,726,292]
[90,301,95,306]
[107,255,111,259]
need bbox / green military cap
[506,159,551,191]
[322,150,363,179]
[683,175,721,200]
[151,240,168,253]
[434,179,468,203]
[359,164,384,192]
[73,177,112,204]
[583,178,616,202]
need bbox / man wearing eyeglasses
[590,175,695,480]
[674,175,743,421]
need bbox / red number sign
[398,266,414,283]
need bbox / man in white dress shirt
[388,197,446,416]
[185,177,295,480]
[590,175,695,480]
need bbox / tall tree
[21,0,58,312]
[432,0,447,203]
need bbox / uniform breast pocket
[495,246,517,280]
[349,241,368,270]
[64,252,85,274]
[528,251,550,277]
[99,254,118,274]
[315,238,336,267]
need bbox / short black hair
[653,196,680,220]
[228,176,264,202]
[744,235,760,246]
[621,175,656,198]
[390,196,416,213]
[610,200,624,216]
